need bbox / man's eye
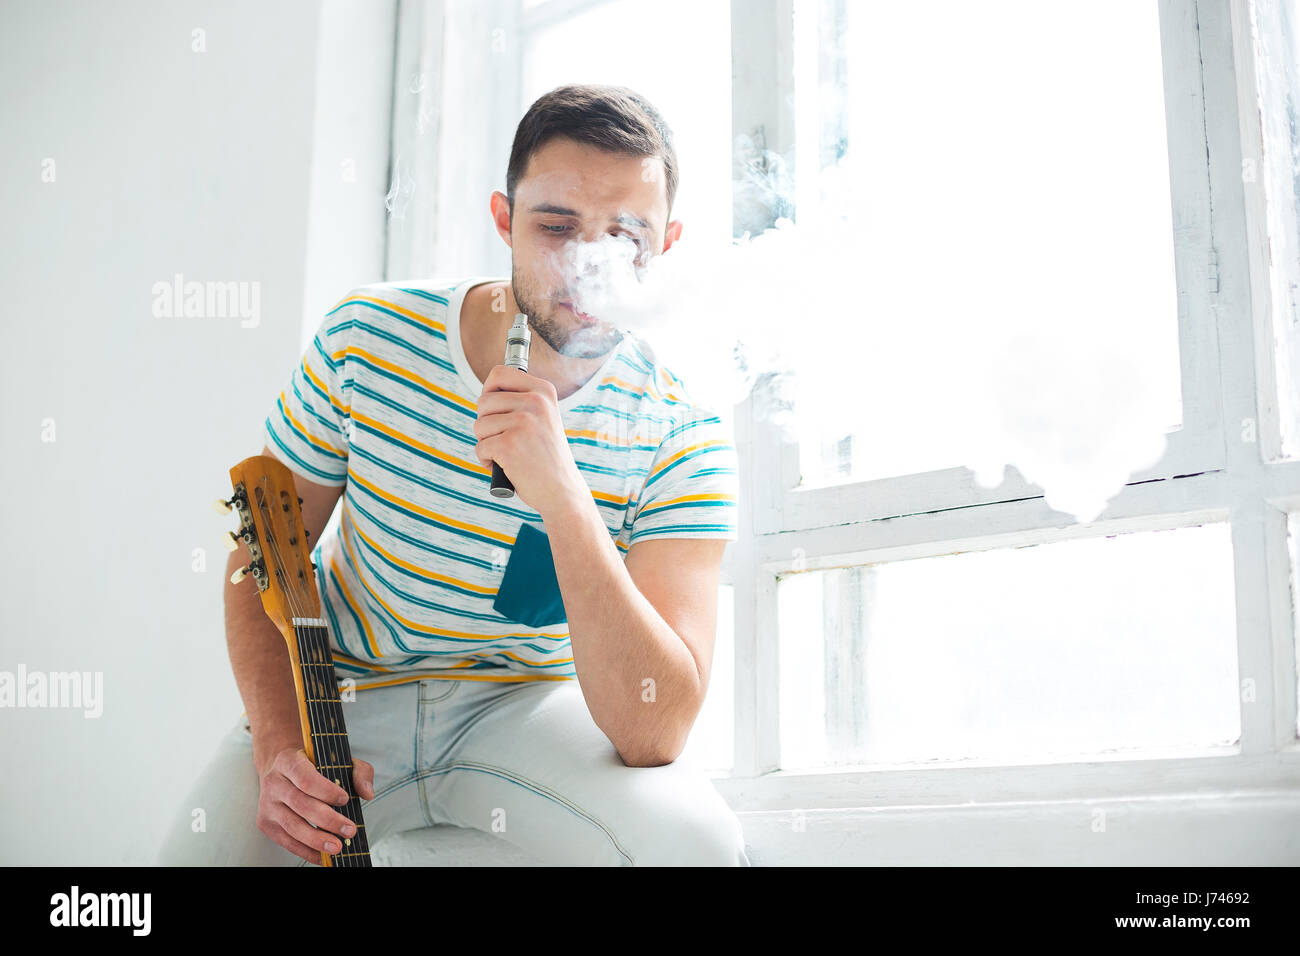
[541,224,570,234]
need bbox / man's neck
[461,281,611,402]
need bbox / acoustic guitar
[219,453,372,867]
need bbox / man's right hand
[256,747,376,865]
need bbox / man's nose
[568,233,639,267]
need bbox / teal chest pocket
[492,522,568,628]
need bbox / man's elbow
[619,745,680,768]
[617,727,690,768]
[614,681,705,767]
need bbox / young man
[158,84,747,866]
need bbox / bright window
[521,0,733,247]
[791,0,1182,489]
[778,523,1240,770]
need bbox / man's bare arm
[542,492,726,767]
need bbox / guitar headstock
[219,454,321,636]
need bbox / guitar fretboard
[292,619,372,867]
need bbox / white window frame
[718,0,1300,822]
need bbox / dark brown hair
[506,84,678,223]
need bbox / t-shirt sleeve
[629,404,740,544]
[262,297,353,487]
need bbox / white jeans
[156,676,750,866]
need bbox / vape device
[488,312,532,498]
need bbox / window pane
[522,0,732,245]
[1252,0,1300,460]
[792,0,1182,488]
[681,583,734,772]
[778,524,1239,770]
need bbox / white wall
[0,0,392,864]
[301,0,396,345]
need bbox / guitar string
[317,501,371,864]
[311,502,366,863]
[290,499,368,866]
[257,477,359,867]
[253,477,334,864]
[270,482,358,867]
[261,480,369,867]
[278,486,363,867]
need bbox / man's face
[492,136,680,359]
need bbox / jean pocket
[492,521,568,628]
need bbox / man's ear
[490,191,513,248]
[662,219,683,253]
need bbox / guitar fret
[288,616,371,867]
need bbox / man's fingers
[281,786,358,838]
[283,752,349,806]
[483,364,556,400]
[473,410,512,441]
[475,390,528,418]
[482,364,534,393]
[257,747,358,865]
[354,759,376,800]
[475,434,497,467]
[265,822,324,865]
[275,809,345,856]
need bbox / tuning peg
[298,496,304,505]
[213,497,233,515]
[232,558,264,584]
[220,530,240,552]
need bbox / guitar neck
[291,619,372,868]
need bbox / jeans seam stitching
[415,680,460,828]
[419,680,461,704]
[415,694,436,827]
[370,769,423,803]
[419,760,635,864]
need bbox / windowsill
[722,740,1247,778]
[703,744,1300,813]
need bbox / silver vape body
[488,313,532,498]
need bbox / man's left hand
[474,365,590,518]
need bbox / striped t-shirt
[262,276,740,690]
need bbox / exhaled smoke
[555,146,1171,524]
